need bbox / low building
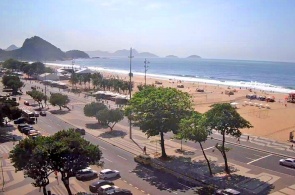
[37,73,59,81]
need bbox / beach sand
[50,65,295,143]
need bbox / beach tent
[230,102,239,108]
[75,68,97,74]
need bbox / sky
[1,0,295,62]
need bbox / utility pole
[44,61,47,107]
[128,48,134,139]
[144,58,150,86]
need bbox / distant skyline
[1,0,295,62]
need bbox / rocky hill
[5,44,19,51]
[86,49,159,58]
[0,36,89,61]
[187,55,201,58]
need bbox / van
[134,154,152,165]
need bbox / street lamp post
[128,48,134,139]
[144,59,150,86]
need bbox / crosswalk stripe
[0,145,11,154]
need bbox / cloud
[145,2,163,10]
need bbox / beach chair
[249,102,253,106]
[266,104,270,109]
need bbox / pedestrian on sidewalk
[237,137,240,144]
[247,135,250,141]
[143,146,147,154]
[291,144,293,150]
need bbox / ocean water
[47,58,295,93]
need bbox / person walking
[143,146,147,154]
[290,144,293,150]
[247,136,250,141]
[237,137,240,144]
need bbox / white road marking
[117,155,127,160]
[178,182,191,189]
[100,146,106,150]
[245,157,256,161]
[247,154,272,164]
[204,146,215,151]
[104,158,112,163]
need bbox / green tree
[96,108,124,131]
[2,59,22,70]
[179,112,213,176]
[49,93,70,110]
[91,72,103,89]
[27,90,47,108]
[125,86,192,158]
[9,137,51,195]
[203,103,253,174]
[10,129,102,195]
[2,75,24,94]
[84,102,107,118]
[69,72,79,88]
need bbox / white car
[279,158,295,168]
[97,184,119,195]
[99,169,120,179]
[76,168,98,180]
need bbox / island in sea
[187,55,201,58]
[166,55,178,58]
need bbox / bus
[22,109,35,124]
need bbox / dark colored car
[40,111,46,116]
[215,188,241,195]
[107,189,133,195]
[89,180,114,193]
[14,117,26,124]
[75,128,86,135]
[24,101,30,106]
[22,127,34,135]
[18,124,28,131]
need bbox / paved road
[21,80,295,194]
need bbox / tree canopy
[125,86,192,158]
[96,108,124,131]
[9,129,102,195]
[49,93,70,110]
[2,75,24,94]
[84,102,107,118]
[27,90,47,108]
[179,112,213,175]
[202,103,253,174]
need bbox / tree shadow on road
[0,125,16,143]
[98,130,127,138]
[132,164,200,193]
[85,123,104,129]
[49,109,70,115]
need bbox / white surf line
[247,154,272,164]
[117,155,127,160]
[204,146,215,151]
[104,158,112,163]
[178,182,191,189]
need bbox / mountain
[187,55,201,58]
[86,49,159,58]
[65,50,89,59]
[0,36,89,61]
[166,55,178,58]
[5,44,19,51]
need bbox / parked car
[107,189,133,195]
[215,188,241,195]
[279,158,295,168]
[40,111,46,116]
[134,154,152,165]
[23,127,35,135]
[17,124,29,131]
[89,180,114,193]
[24,101,30,106]
[34,111,40,117]
[14,117,26,124]
[97,185,118,195]
[99,169,120,179]
[76,168,98,180]
[75,128,86,135]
